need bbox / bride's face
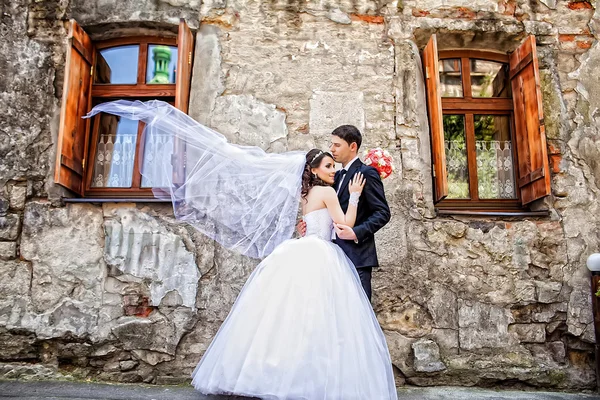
[312,156,336,185]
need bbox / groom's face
[329,135,355,165]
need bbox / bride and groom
[297,125,391,302]
[191,124,396,399]
[87,101,396,399]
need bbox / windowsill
[436,209,550,217]
[63,197,171,203]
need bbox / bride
[86,101,397,400]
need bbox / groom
[300,125,391,301]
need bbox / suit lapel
[337,159,363,198]
[334,170,342,191]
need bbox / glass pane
[95,45,139,84]
[140,130,174,188]
[443,115,470,199]
[146,45,178,84]
[439,58,463,97]
[91,113,138,188]
[470,60,511,98]
[474,115,516,199]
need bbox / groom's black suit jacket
[333,159,391,269]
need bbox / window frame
[423,35,551,214]
[86,36,177,198]
[54,19,194,200]
[92,36,178,98]
[437,50,522,210]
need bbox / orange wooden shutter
[54,20,94,195]
[175,18,194,113]
[509,35,551,205]
[422,35,448,202]
[173,19,194,185]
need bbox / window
[54,19,194,198]
[423,35,551,212]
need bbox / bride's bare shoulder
[309,185,335,197]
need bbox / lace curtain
[141,132,174,188]
[92,123,136,187]
[445,139,469,198]
[476,140,515,199]
[91,115,174,188]
[445,140,515,199]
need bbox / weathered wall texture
[1,0,600,390]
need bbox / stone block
[458,300,518,350]
[103,204,199,309]
[9,184,27,210]
[535,281,563,303]
[509,323,547,343]
[412,339,446,372]
[131,349,175,366]
[378,301,433,337]
[427,284,458,329]
[0,198,9,215]
[20,202,104,314]
[70,0,200,29]
[209,95,288,151]
[384,331,416,378]
[0,331,37,361]
[0,260,31,302]
[327,9,351,24]
[0,363,58,380]
[431,328,459,355]
[119,360,139,371]
[0,241,17,259]
[0,214,21,240]
[548,341,567,363]
[309,91,365,137]
[112,315,181,356]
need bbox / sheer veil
[86,100,306,259]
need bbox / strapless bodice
[303,208,333,241]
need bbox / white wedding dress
[192,207,398,400]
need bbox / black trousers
[356,267,373,302]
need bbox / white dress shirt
[336,156,360,194]
[334,156,361,242]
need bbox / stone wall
[1,0,599,390]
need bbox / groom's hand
[334,224,358,242]
[296,220,307,237]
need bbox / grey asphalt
[0,380,599,400]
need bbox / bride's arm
[322,173,365,228]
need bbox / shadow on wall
[413,28,527,53]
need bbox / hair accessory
[310,150,324,164]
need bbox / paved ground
[1,380,599,400]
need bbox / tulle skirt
[191,236,398,400]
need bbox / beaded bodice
[303,208,334,241]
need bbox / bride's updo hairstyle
[301,149,334,199]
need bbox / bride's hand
[348,172,365,194]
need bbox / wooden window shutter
[422,35,448,202]
[509,35,551,205]
[172,19,195,185]
[54,20,94,195]
[175,19,194,112]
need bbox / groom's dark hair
[331,125,362,150]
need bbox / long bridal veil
[86,100,306,259]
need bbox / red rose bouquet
[363,148,395,179]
